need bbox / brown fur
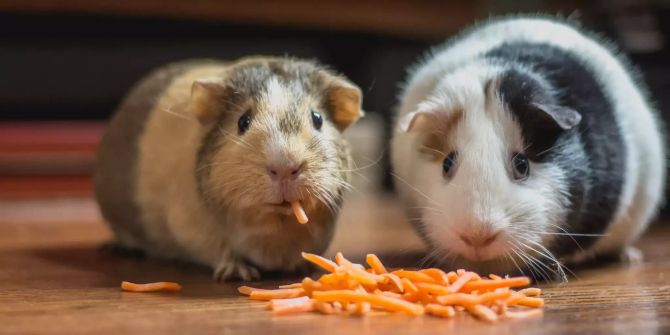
[95,56,362,280]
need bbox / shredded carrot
[302,252,337,273]
[301,277,323,295]
[460,277,531,293]
[314,301,334,314]
[334,252,364,270]
[238,251,543,323]
[415,282,450,296]
[313,290,424,316]
[419,268,449,285]
[351,301,371,316]
[291,200,309,224]
[121,281,182,292]
[425,304,455,318]
[249,288,305,300]
[381,273,404,293]
[366,254,387,274]
[447,272,476,293]
[278,283,303,289]
[392,270,438,284]
[380,291,403,299]
[446,271,459,284]
[436,293,478,307]
[471,304,498,322]
[507,295,545,308]
[269,297,315,315]
[518,287,542,297]
[238,286,255,295]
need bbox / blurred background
[1,0,669,216]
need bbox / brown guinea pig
[94,56,363,280]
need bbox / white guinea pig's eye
[511,152,530,181]
[442,151,458,179]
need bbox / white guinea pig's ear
[321,74,364,132]
[531,102,582,130]
[190,78,229,126]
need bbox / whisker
[390,172,442,208]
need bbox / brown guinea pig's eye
[311,110,323,130]
[238,111,252,134]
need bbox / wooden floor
[1,195,670,334]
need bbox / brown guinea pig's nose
[267,162,304,181]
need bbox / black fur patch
[486,42,626,257]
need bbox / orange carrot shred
[238,286,256,295]
[392,270,438,284]
[270,297,315,315]
[381,273,404,293]
[415,282,449,296]
[366,254,387,274]
[460,277,531,293]
[471,304,498,322]
[313,290,424,316]
[249,288,306,300]
[447,272,476,293]
[419,268,449,285]
[446,271,459,284]
[302,252,337,273]
[401,278,419,294]
[291,201,309,224]
[518,287,542,297]
[315,301,334,315]
[508,296,544,308]
[121,281,182,292]
[425,304,455,318]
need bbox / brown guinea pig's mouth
[263,201,295,216]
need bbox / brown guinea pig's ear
[190,78,228,126]
[323,75,364,132]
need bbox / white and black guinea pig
[95,56,363,281]
[391,15,666,281]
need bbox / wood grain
[1,196,669,334]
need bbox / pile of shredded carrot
[238,252,544,322]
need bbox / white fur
[391,17,665,270]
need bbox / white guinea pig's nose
[459,231,500,248]
[267,161,305,181]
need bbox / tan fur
[97,57,361,280]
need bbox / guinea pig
[94,56,363,281]
[391,15,666,281]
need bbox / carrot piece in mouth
[291,201,309,224]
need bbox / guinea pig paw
[214,259,261,282]
[620,247,644,265]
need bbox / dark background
[1,0,669,213]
